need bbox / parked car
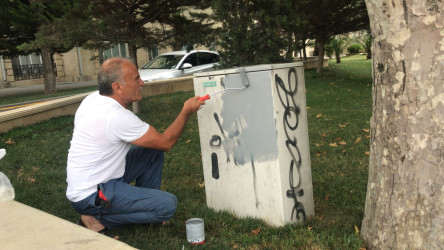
[139,50,220,82]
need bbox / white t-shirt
[66,91,149,202]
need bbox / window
[11,53,45,80]
[183,53,197,66]
[102,43,127,61]
[197,52,219,65]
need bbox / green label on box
[203,81,217,87]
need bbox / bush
[347,44,363,54]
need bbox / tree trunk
[313,39,319,57]
[362,1,444,249]
[316,38,325,73]
[41,46,56,94]
[302,39,307,60]
[128,44,138,67]
[335,49,341,63]
[128,43,140,114]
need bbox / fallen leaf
[335,137,341,141]
[354,225,360,235]
[319,133,327,137]
[362,129,370,133]
[251,227,261,235]
[324,194,330,201]
[186,139,191,143]
[307,106,311,109]
[198,182,205,188]
[28,177,36,183]
[316,153,322,157]
[355,137,362,144]
[339,172,344,177]
[339,124,346,128]
[314,143,323,147]
[316,114,323,118]
[5,138,16,145]
[366,135,371,139]
[342,150,347,153]
[365,151,370,155]
[307,226,313,231]
[329,143,338,147]
[339,140,347,145]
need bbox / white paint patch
[412,133,428,149]
[423,15,437,25]
[412,61,421,71]
[394,72,404,92]
[431,93,444,109]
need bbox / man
[66,57,204,238]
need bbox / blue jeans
[71,146,178,230]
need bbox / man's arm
[131,96,204,151]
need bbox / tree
[358,31,371,59]
[0,0,35,57]
[327,35,349,63]
[211,0,289,68]
[1,0,90,94]
[361,1,444,249]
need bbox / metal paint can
[186,218,205,245]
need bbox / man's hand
[183,96,205,116]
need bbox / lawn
[0,55,372,249]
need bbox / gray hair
[98,57,133,95]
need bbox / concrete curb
[0,201,136,250]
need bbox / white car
[139,50,220,82]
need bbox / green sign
[203,81,217,87]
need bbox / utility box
[193,63,314,226]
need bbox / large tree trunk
[41,46,56,94]
[361,1,444,249]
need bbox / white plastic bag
[0,172,15,202]
[0,149,15,202]
[0,148,5,160]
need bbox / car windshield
[141,55,184,69]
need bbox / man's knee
[160,193,178,219]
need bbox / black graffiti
[275,68,306,222]
[212,112,241,165]
[209,135,222,148]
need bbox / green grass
[0,55,372,249]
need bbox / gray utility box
[193,63,314,226]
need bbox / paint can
[186,218,205,245]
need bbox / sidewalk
[0,200,136,250]
[0,80,97,97]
